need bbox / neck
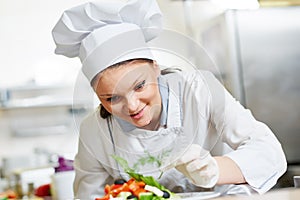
[142,119,161,131]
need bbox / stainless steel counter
[212,188,300,200]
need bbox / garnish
[94,155,178,200]
[95,153,178,200]
[111,155,166,190]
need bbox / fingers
[186,157,209,172]
[174,145,219,188]
[175,164,193,180]
[188,158,219,188]
[176,144,205,165]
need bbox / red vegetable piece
[110,184,122,191]
[35,183,51,197]
[127,178,135,185]
[128,181,141,192]
[95,194,110,200]
[111,183,130,197]
[136,181,145,188]
[132,188,147,197]
[104,184,111,195]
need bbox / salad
[95,155,177,200]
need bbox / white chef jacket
[73,70,287,200]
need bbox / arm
[174,146,245,188]
[74,139,112,200]
[74,112,113,200]
[203,71,287,193]
[214,156,245,185]
[175,70,286,193]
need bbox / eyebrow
[98,94,113,98]
[98,73,145,97]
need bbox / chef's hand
[175,144,219,188]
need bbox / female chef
[52,0,287,199]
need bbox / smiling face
[93,59,162,130]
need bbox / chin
[135,119,152,128]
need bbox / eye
[134,80,146,91]
[106,95,120,103]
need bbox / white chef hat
[52,0,162,83]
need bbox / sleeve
[202,71,287,194]
[73,112,113,200]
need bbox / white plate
[175,192,221,200]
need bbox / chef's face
[93,59,162,130]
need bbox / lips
[130,106,146,119]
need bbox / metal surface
[233,7,300,163]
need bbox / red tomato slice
[132,188,147,197]
[100,178,148,200]
[111,183,130,197]
[128,181,141,192]
[136,181,146,187]
[110,184,122,190]
[95,194,110,200]
[104,184,111,195]
[126,178,135,185]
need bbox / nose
[125,92,139,114]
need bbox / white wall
[0,0,226,171]
[0,0,92,170]
[0,0,92,87]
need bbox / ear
[152,60,161,77]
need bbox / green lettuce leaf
[111,155,167,191]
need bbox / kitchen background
[0,0,300,194]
